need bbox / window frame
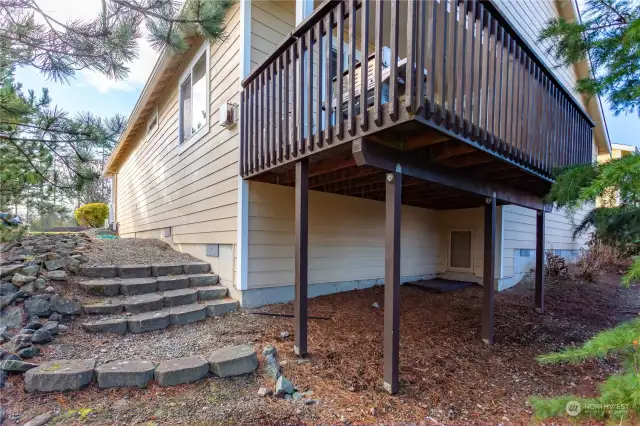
[178,42,210,151]
[447,229,474,272]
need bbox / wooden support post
[535,210,545,313]
[383,169,401,394]
[482,194,496,345]
[294,159,309,356]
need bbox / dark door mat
[406,278,475,293]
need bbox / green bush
[0,225,26,242]
[74,203,109,228]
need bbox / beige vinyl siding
[115,4,241,250]
[250,0,296,70]
[492,0,580,102]
[502,205,590,277]
[247,182,440,289]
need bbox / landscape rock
[0,359,38,372]
[24,321,42,330]
[154,356,209,386]
[208,345,258,378]
[42,321,58,335]
[0,264,22,278]
[23,411,55,426]
[292,391,303,400]
[280,331,290,339]
[32,329,52,344]
[0,291,23,309]
[0,306,23,329]
[262,344,280,379]
[276,375,295,396]
[20,282,35,296]
[33,278,46,289]
[65,257,82,273]
[257,387,272,397]
[44,258,65,271]
[11,273,35,287]
[21,265,40,277]
[95,360,155,388]
[57,324,68,333]
[23,297,51,317]
[17,346,40,359]
[24,359,96,392]
[49,312,62,322]
[0,282,17,295]
[47,270,68,281]
[50,295,81,315]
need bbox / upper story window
[179,43,210,146]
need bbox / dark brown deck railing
[240,0,595,179]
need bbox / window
[179,44,209,146]
[448,230,473,271]
[146,107,158,137]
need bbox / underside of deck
[248,117,551,211]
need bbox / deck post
[535,210,545,313]
[482,194,496,344]
[294,158,309,357]
[383,169,401,394]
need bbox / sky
[14,0,640,152]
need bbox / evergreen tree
[540,0,640,115]
[0,0,233,219]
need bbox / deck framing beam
[352,139,545,211]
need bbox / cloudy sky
[15,0,640,150]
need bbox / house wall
[114,4,242,289]
[492,0,580,103]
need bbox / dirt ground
[4,263,639,425]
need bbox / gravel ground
[37,311,268,363]
[83,237,201,266]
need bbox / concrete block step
[124,294,164,313]
[95,360,155,388]
[82,318,128,334]
[196,286,227,300]
[154,356,209,386]
[82,286,229,315]
[128,311,170,334]
[80,263,211,279]
[169,304,207,326]
[25,359,96,392]
[79,275,220,297]
[204,299,238,317]
[83,299,123,315]
[157,275,190,291]
[189,274,219,287]
[208,345,258,377]
[163,288,198,307]
[120,278,157,296]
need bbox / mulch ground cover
[5,263,638,425]
[255,264,639,424]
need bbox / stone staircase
[78,263,238,334]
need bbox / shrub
[0,225,26,243]
[545,250,568,278]
[74,203,109,228]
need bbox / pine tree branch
[5,138,75,190]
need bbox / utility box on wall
[206,244,219,257]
